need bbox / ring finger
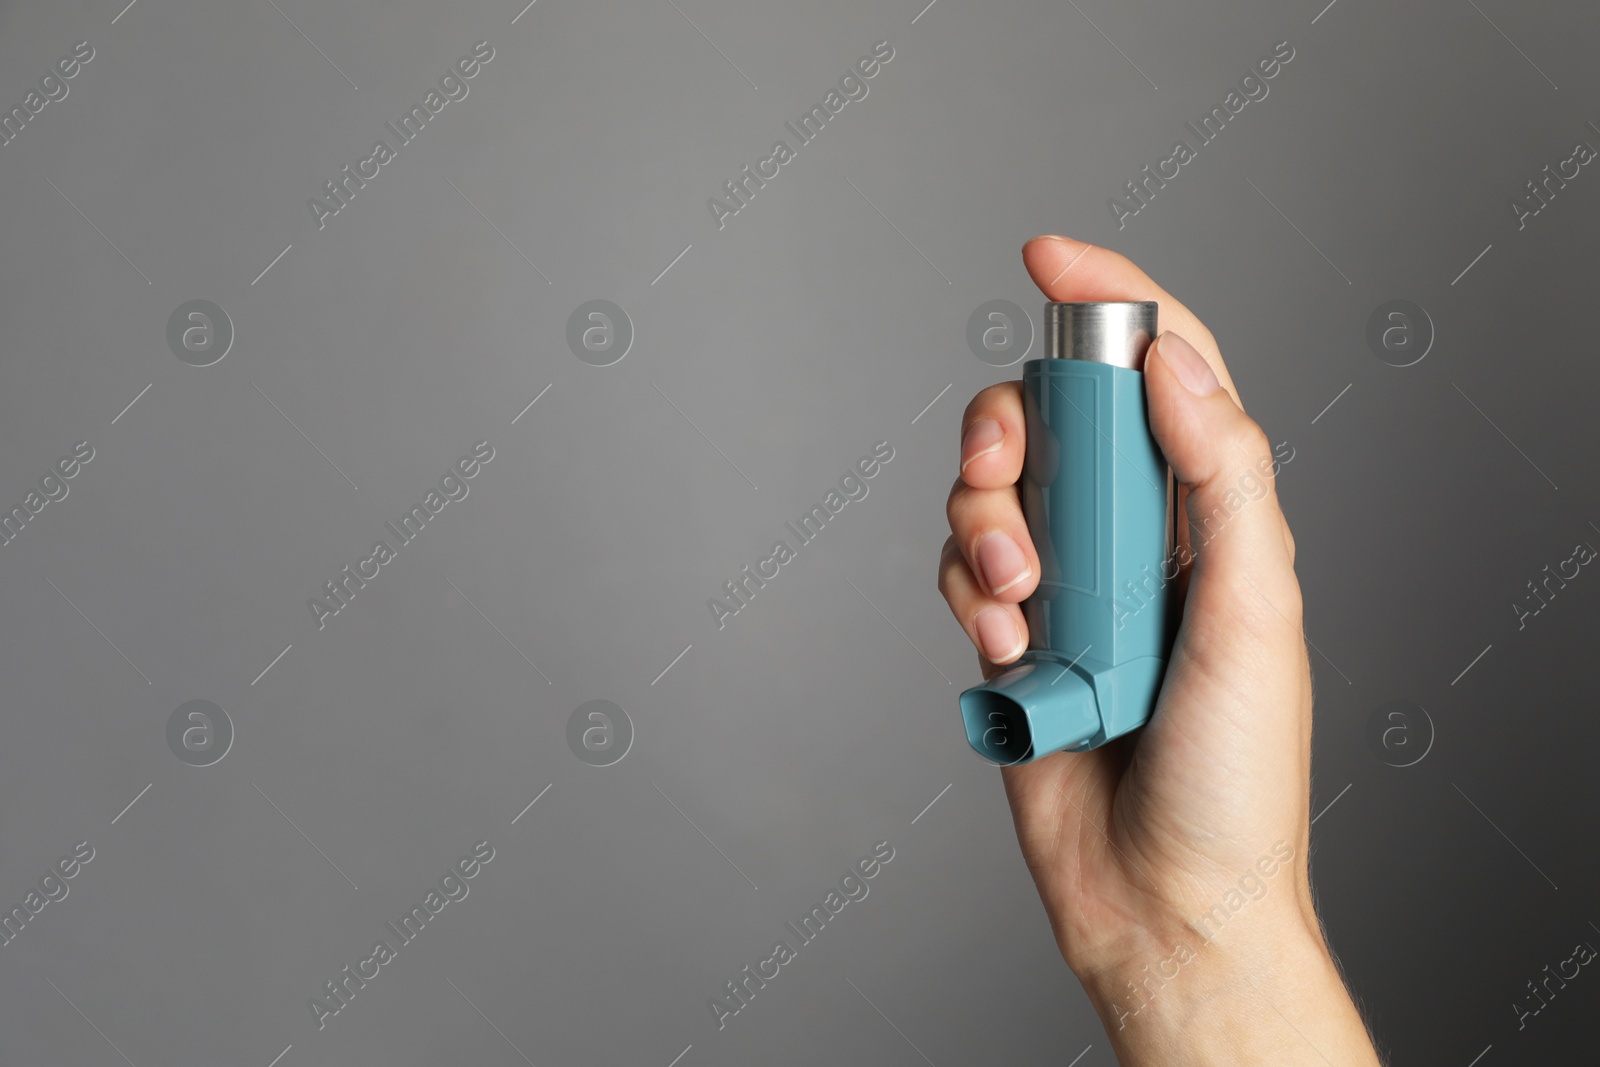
[938,535,1029,669]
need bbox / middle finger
[946,475,1039,602]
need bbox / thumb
[1144,330,1301,636]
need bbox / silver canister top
[1044,301,1158,370]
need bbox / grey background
[0,0,1595,1064]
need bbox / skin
[938,236,1384,1064]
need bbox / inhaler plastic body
[958,302,1176,765]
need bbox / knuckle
[1235,421,1273,466]
[945,478,968,528]
[960,387,987,425]
[963,381,1022,427]
[961,382,1007,427]
[936,536,963,599]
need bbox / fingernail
[960,418,1004,473]
[1024,233,1075,251]
[975,530,1031,595]
[1157,332,1220,396]
[974,606,1025,662]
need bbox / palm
[992,562,1313,968]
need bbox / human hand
[938,236,1382,1064]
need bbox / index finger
[958,381,1025,491]
[1021,235,1243,407]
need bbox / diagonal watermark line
[1451,643,1492,686]
[112,382,152,424]
[844,176,951,284]
[1451,243,1493,286]
[511,783,552,824]
[511,0,539,23]
[665,0,757,88]
[1310,782,1352,825]
[666,1045,693,1067]
[652,382,758,488]
[1244,177,1351,285]
[1048,642,1094,686]
[1453,783,1558,889]
[111,0,140,23]
[911,783,952,824]
[844,576,951,684]
[46,978,138,1067]
[446,177,551,282]
[265,0,358,89]
[1465,0,1557,89]
[446,577,551,683]
[652,643,693,685]
[250,382,359,490]
[1465,1045,1492,1067]
[251,243,293,285]
[911,383,952,425]
[1310,0,1340,23]
[845,977,938,1066]
[266,1045,293,1067]
[652,243,693,285]
[1047,240,1094,288]
[253,783,359,890]
[1267,1002,1336,1067]
[251,643,293,686]
[911,0,939,23]
[1066,1045,1093,1067]
[1065,0,1157,90]
[1452,382,1557,489]
[42,573,151,684]
[44,176,151,284]
[1311,383,1351,424]
[651,781,759,890]
[1242,573,1352,684]
[111,783,152,825]
[446,978,537,1066]
[512,383,553,423]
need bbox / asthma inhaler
[958,301,1176,765]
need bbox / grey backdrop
[1,0,1596,1064]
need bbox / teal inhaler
[958,301,1177,765]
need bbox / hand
[938,236,1382,1064]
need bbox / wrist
[1077,916,1379,1066]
